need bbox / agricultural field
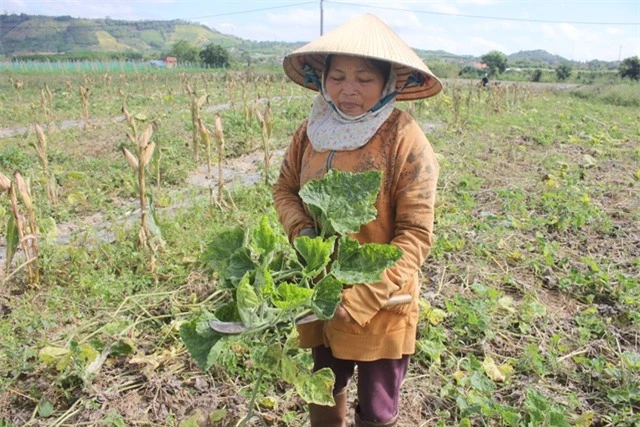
[0,66,639,426]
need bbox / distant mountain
[415,49,476,62]
[0,14,618,69]
[508,49,573,67]
[0,13,302,61]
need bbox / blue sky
[2,0,639,61]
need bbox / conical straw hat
[283,14,442,101]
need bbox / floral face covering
[307,66,397,152]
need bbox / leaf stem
[237,369,265,427]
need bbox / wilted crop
[186,84,208,160]
[1,171,40,287]
[79,86,91,129]
[33,123,58,206]
[255,101,273,184]
[121,108,161,259]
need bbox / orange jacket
[273,109,439,361]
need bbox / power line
[325,0,640,26]
[186,2,316,19]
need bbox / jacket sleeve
[273,122,316,242]
[342,122,440,326]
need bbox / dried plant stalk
[197,118,213,176]
[213,113,226,204]
[7,172,40,286]
[256,101,273,184]
[40,84,53,127]
[34,123,48,173]
[79,86,91,129]
[33,123,58,206]
[188,89,208,160]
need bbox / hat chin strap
[369,72,426,112]
[302,63,425,117]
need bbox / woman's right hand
[334,304,354,323]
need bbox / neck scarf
[307,66,397,152]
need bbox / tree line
[167,40,229,68]
[471,50,639,82]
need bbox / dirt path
[0,81,578,138]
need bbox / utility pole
[320,0,324,36]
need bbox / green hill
[0,13,302,60]
[508,49,574,67]
[0,14,619,70]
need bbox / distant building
[164,56,177,68]
[473,62,488,69]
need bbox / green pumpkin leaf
[5,214,19,271]
[272,282,313,310]
[294,367,336,405]
[110,339,136,356]
[256,267,276,297]
[214,302,241,322]
[226,248,257,286]
[201,227,244,273]
[251,342,282,372]
[281,355,299,384]
[251,215,277,258]
[38,399,54,418]
[179,313,224,370]
[332,237,403,284]
[179,413,200,427]
[236,274,261,326]
[311,276,343,320]
[39,346,70,365]
[294,236,336,278]
[299,169,382,235]
[78,343,100,367]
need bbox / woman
[274,14,442,427]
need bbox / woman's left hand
[334,304,354,323]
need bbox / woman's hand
[334,304,354,323]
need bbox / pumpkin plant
[180,170,403,423]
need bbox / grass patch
[0,71,638,426]
[570,82,640,107]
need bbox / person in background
[481,73,489,88]
[274,14,442,427]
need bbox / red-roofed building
[164,56,177,68]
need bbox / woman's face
[324,55,386,116]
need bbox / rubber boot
[354,407,398,427]
[309,389,347,427]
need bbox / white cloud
[430,3,460,15]
[540,24,558,39]
[606,27,623,36]
[557,23,582,42]
[468,36,506,52]
[471,20,518,31]
[458,0,501,4]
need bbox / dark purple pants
[312,345,410,423]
